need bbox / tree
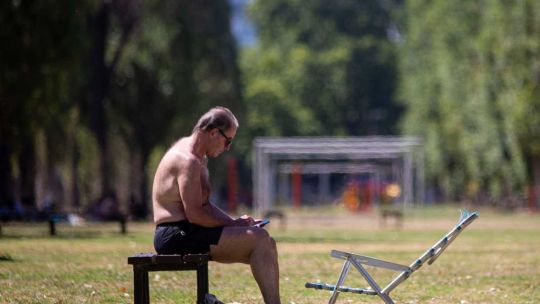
[85,0,140,200]
[109,0,243,217]
[0,0,92,213]
[244,0,402,137]
[399,0,539,206]
[0,0,243,219]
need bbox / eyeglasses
[217,129,233,148]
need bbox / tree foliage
[242,0,402,141]
[399,0,540,203]
[3,0,540,217]
[0,0,242,217]
[0,0,93,209]
[110,0,243,216]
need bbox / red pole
[528,184,538,212]
[292,163,302,209]
[227,157,238,212]
[362,180,372,212]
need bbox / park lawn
[0,205,539,303]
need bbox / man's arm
[202,202,258,227]
[179,157,251,227]
[202,202,234,222]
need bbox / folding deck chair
[305,209,479,304]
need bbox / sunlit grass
[1,204,539,303]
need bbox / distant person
[379,182,403,228]
[152,106,281,303]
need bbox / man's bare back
[152,137,211,225]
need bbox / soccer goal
[252,137,424,216]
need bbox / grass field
[1,204,539,303]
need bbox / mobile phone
[254,219,270,228]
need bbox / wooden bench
[127,253,210,304]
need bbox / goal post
[252,137,425,216]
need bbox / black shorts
[154,220,224,254]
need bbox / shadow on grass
[276,235,374,243]
[0,230,117,240]
[0,253,16,262]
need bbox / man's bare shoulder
[159,140,202,174]
[179,153,203,174]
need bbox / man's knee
[252,228,269,242]
[256,229,278,253]
[269,236,277,253]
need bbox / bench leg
[196,264,209,304]
[48,219,56,236]
[119,218,127,234]
[134,269,150,304]
[143,270,150,303]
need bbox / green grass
[1,204,539,303]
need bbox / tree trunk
[529,155,540,211]
[90,1,112,197]
[89,0,136,200]
[140,151,150,219]
[34,130,47,212]
[135,149,150,219]
[125,147,149,220]
[63,109,80,212]
[18,136,36,214]
[71,137,81,210]
[0,143,13,210]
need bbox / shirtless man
[152,107,281,304]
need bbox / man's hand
[233,214,255,226]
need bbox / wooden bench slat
[128,253,210,265]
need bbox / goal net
[252,137,424,216]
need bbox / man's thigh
[210,226,264,264]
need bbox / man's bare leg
[210,227,281,304]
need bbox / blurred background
[1,0,540,223]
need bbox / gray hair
[192,106,238,133]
